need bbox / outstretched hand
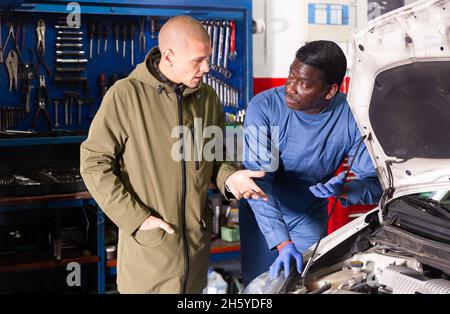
[225,170,269,201]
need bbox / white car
[245,0,450,294]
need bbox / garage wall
[252,0,369,83]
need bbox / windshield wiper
[404,195,450,220]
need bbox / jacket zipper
[177,89,189,293]
[191,127,200,170]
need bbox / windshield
[414,190,450,206]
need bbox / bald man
[80,16,267,293]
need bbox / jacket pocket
[131,228,166,248]
[194,159,213,186]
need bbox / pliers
[36,19,51,76]
[32,75,52,129]
[36,19,45,53]
[5,50,18,91]
[3,24,16,51]
[138,17,146,52]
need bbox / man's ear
[324,83,339,100]
[161,49,174,65]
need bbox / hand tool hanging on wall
[5,50,18,92]
[229,20,237,61]
[103,25,108,52]
[54,99,60,128]
[54,76,88,84]
[56,42,83,48]
[36,19,51,76]
[203,20,214,66]
[114,23,120,54]
[206,74,239,109]
[56,58,88,63]
[31,75,52,129]
[138,17,146,53]
[63,97,70,125]
[57,36,82,42]
[63,92,79,126]
[121,24,128,59]
[36,19,46,54]
[211,20,218,70]
[217,21,225,72]
[223,21,231,73]
[88,20,95,59]
[20,48,35,114]
[57,31,83,36]
[149,17,158,39]
[56,50,85,56]
[129,22,136,65]
[55,25,80,30]
[96,23,102,56]
[217,21,232,78]
[3,23,21,63]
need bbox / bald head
[158,15,210,54]
[156,16,212,88]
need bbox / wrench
[56,58,88,63]
[223,21,231,70]
[217,21,225,72]
[211,21,219,70]
[55,25,80,29]
[56,43,83,48]
[57,31,83,36]
[229,21,237,61]
[56,50,85,56]
[56,36,82,41]
[204,20,213,64]
[224,84,229,107]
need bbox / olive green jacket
[80,47,237,293]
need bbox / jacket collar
[130,47,202,97]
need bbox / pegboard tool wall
[0,0,252,132]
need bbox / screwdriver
[114,23,120,54]
[129,22,136,66]
[96,23,102,55]
[88,20,95,59]
[103,25,108,52]
[121,24,128,59]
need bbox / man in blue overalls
[240,40,382,286]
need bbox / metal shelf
[0,135,87,147]
[0,249,99,274]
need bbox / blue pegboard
[0,0,252,133]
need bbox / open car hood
[347,0,450,201]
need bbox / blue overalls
[240,86,382,286]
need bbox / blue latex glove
[309,172,346,198]
[269,243,303,279]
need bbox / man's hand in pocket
[139,215,175,234]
